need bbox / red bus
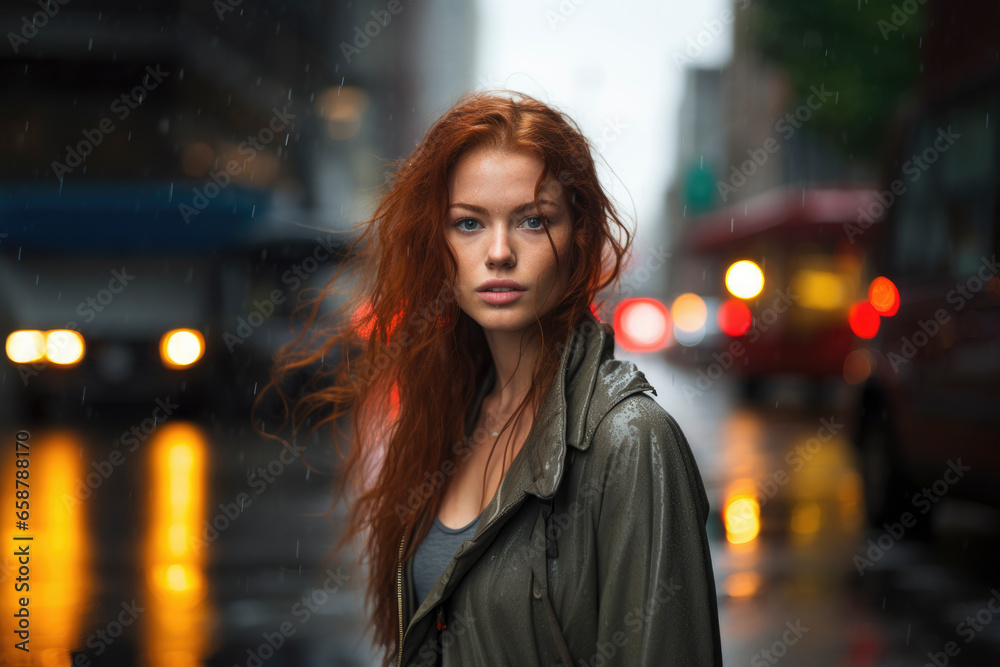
[664,185,880,393]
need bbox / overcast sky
[473,0,733,265]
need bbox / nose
[485,224,515,267]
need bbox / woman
[256,90,722,666]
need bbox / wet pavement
[2,351,999,666]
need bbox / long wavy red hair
[252,90,635,665]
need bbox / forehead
[447,147,565,204]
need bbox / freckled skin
[445,147,574,342]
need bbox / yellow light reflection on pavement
[0,430,91,667]
[142,422,212,667]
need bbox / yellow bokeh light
[160,329,204,368]
[791,269,847,311]
[724,494,760,544]
[45,330,85,364]
[5,330,46,363]
[725,260,765,299]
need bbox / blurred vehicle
[848,67,1000,527]
[664,185,879,396]
[0,181,349,419]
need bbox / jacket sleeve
[591,393,722,666]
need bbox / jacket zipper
[397,530,407,667]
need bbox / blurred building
[1,0,476,239]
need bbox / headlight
[160,329,205,368]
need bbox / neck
[481,325,543,413]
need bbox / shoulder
[589,391,684,460]
[587,392,710,520]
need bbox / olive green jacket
[394,311,723,666]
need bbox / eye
[521,216,546,231]
[452,218,481,233]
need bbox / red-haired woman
[257,91,722,666]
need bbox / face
[445,147,573,336]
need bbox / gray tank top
[412,509,485,606]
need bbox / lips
[476,279,526,292]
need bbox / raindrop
[88,38,93,51]
[906,624,910,645]
[81,387,86,404]
[296,540,300,558]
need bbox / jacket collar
[473,309,657,510]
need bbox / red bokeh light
[848,301,881,338]
[717,298,753,336]
[868,276,900,316]
[613,298,672,352]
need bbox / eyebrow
[448,199,560,215]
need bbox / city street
[3,350,999,666]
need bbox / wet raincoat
[394,311,723,666]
